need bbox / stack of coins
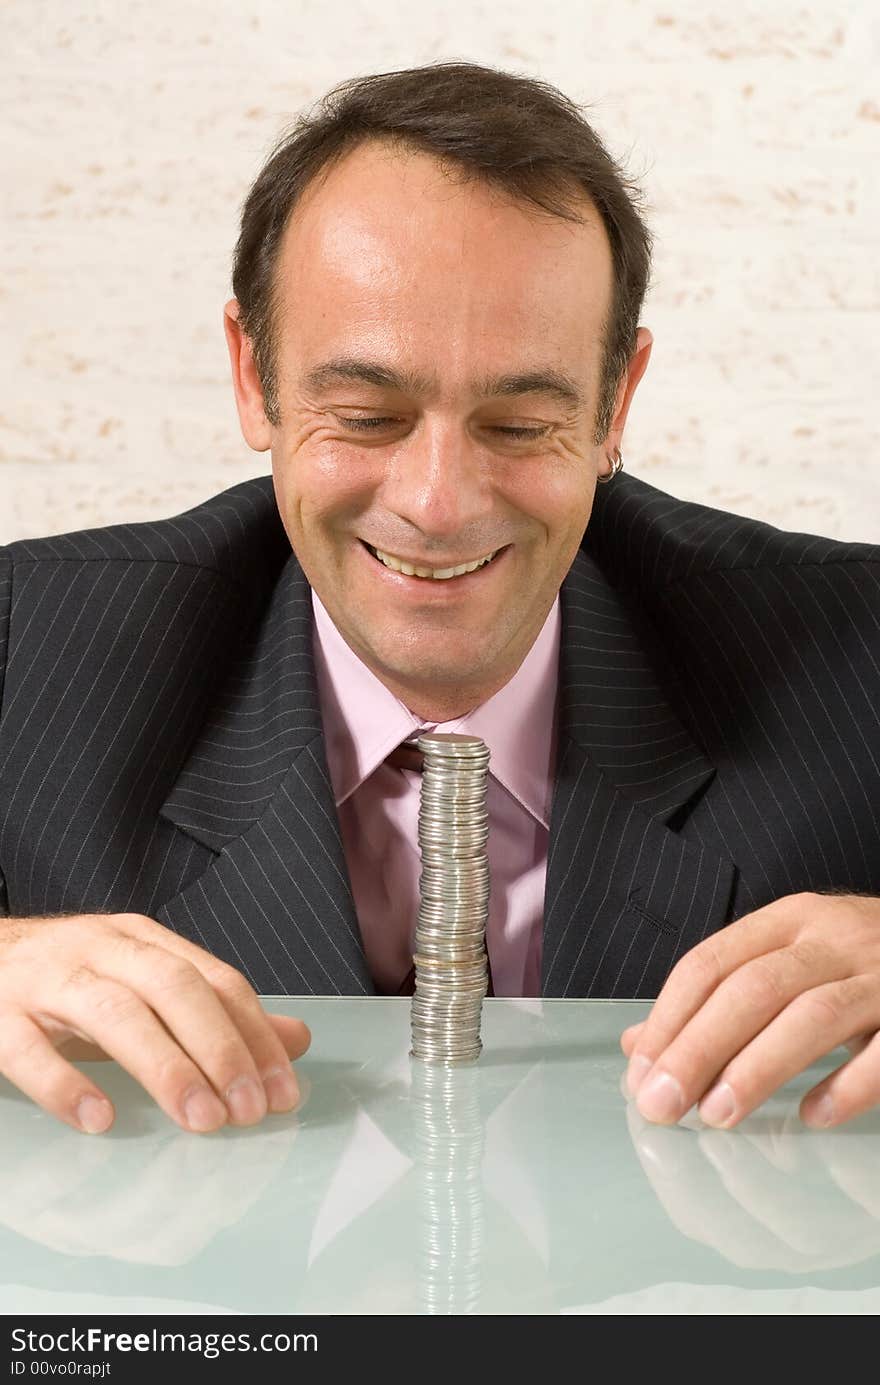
[410,731,490,1065]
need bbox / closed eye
[334,417,552,440]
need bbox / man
[1,63,879,1140]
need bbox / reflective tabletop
[2,998,879,1315]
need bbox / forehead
[273,139,613,371]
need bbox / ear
[223,299,273,452]
[600,326,653,471]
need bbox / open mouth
[361,541,507,581]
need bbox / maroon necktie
[385,738,494,997]
[385,740,425,774]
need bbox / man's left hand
[621,892,880,1130]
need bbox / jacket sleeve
[0,547,10,915]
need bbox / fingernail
[699,1081,737,1128]
[263,1065,300,1113]
[805,1092,835,1129]
[76,1094,113,1134]
[183,1085,227,1132]
[225,1075,267,1124]
[636,1070,685,1124]
[626,1053,653,1097]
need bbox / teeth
[371,546,498,579]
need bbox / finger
[633,938,850,1122]
[0,1011,116,1135]
[620,1020,645,1057]
[626,897,804,1087]
[90,941,281,1124]
[113,919,307,1113]
[801,1028,880,1130]
[267,1012,312,1060]
[47,970,236,1133]
[101,935,294,1120]
[188,965,309,1114]
[693,977,880,1131]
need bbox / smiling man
[221,126,649,1000]
[1,62,880,1139]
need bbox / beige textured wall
[3,0,879,544]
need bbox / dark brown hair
[232,61,652,444]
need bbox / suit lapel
[157,552,371,995]
[542,549,736,997]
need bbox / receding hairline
[281,131,601,245]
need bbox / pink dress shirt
[311,593,560,996]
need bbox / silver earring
[597,446,624,484]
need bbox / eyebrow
[301,357,586,410]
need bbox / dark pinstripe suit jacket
[1,473,878,997]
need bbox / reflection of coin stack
[411,1061,485,1314]
[410,732,490,1065]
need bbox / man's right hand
[0,912,311,1135]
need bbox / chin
[385,657,484,686]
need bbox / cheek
[275,438,379,530]
[502,457,595,542]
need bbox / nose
[384,417,494,543]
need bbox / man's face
[228,139,649,717]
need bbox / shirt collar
[311,591,560,828]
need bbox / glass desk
[1,998,879,1315]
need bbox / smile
[363,542,502,580]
